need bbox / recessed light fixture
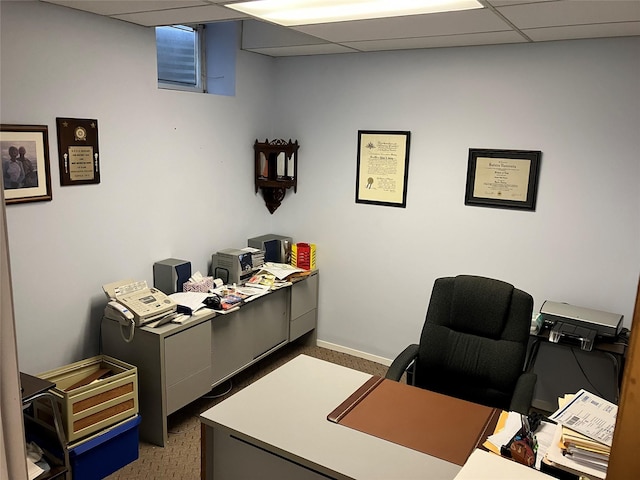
[225,0,484,26]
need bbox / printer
[540,300,623,351]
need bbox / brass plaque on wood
[56,117,100,185]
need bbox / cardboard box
[35,355,138,443]
[69,415,141,480]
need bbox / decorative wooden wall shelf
[254,138,299,214]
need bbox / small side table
[21,372,70,479]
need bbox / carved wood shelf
[254,138,299,214]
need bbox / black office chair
[386,275,536,414]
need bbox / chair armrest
[385,344,419,381]
[509,372,537,414]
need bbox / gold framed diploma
[356,130,411,208]
[465,149,541,211]
[56,117,101,186]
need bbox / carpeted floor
[105,341,388,479]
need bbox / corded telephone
[102,279,177,327]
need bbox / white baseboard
[316,340,393,367]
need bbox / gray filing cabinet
[101,314,215,446]
[290,270,319,342]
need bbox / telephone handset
[102,279,177,327]
[105,301,134,325]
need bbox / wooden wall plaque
[56,117,100,185]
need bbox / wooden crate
[34,355,138,443]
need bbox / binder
[327,376,500,466]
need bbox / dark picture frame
[1,124,53,205]
[56,117,101,186]
[356,130,411,208]
[465,148,541,211]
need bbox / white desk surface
[454,450,555,479]
[200,354,461,480]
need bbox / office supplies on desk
[484,411,555,471]
[549,389,617,447]
[546,422,607,479]
[241,246,265,269]
[256,262,306,280]
[168,291,209,314]
[543,391,615,479]
[327,376,499,466]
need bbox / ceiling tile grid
[39,0,640,56]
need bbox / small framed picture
[1,124,53,205]
[465,148,541,211]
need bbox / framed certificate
[465,149,541,211]
[356,130,411,208]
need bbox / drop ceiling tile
[292,8,512,43]
[112,4,246,26]
[342,31,528,51]
[524,21,640,41]
[497,0,640,29]
[41,1,207,16]
[246,44,359,57]
[242,19,327,49]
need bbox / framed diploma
[1,124,53,205]
[56,117,100,186]
[465,149,541,211]
[356,130,411,208]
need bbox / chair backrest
[414,275,533,411]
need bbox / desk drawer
[165,322,212,414]
[291,272,318,319]
[290,309,316,341]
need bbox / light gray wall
[268,39,640,360]
[1,1,278,373]
[2,1,639,372]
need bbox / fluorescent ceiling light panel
[226,0,484,26]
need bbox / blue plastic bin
[68,415,140,480]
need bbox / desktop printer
[540,300,623,351]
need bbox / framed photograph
[465,148,541,211]
[1,124,53,205]
[356,130,411,208]
[56,117,100,186]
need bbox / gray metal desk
[101,271,318,446]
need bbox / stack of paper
[545,389,617,479]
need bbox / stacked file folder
[545,389,617,479]
[559,417,610,473]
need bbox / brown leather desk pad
[328,376,500,466]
